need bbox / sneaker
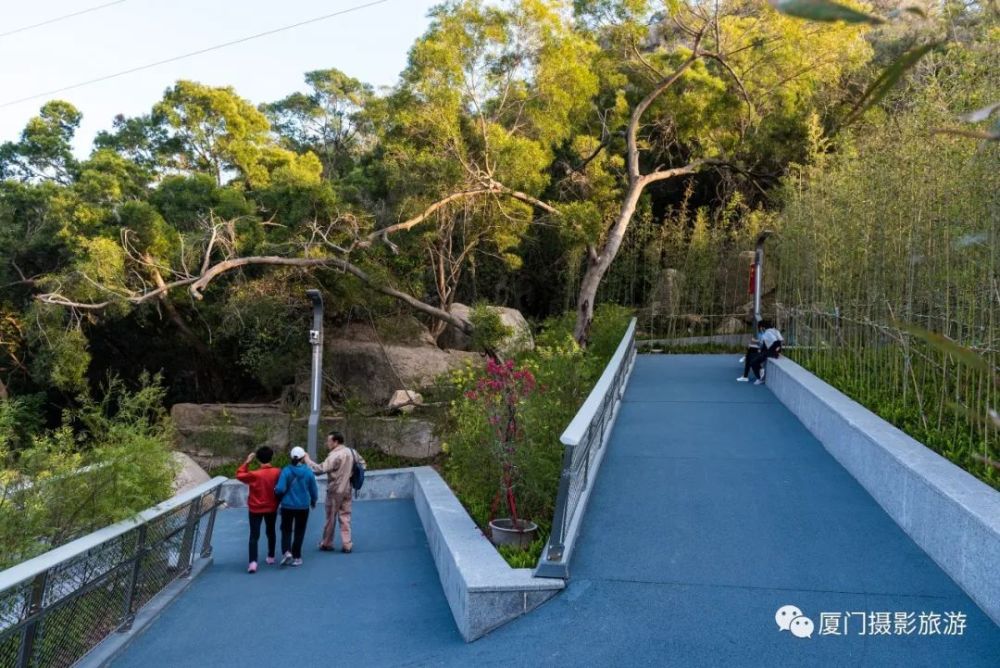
[291,558,303,567]
[738,356,745,364]
[265,557,275,565]
[280,551,293,566]
[247,561,258,574]
[736,376,749,382]
[754,379,765,385]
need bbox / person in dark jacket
[274,446,319,567]
[235,446,281,573]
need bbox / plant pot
[488,518,538,548]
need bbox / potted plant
[466,357,538,548]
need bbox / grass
[789,347,999,491]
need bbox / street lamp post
[305,289,324,461]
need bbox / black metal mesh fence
[0,482,221,668]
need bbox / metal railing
[535,318,637,579]
[0,477,225,668]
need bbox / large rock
[326,336,478,405]
[438,303,533,354]
[170,403,291,469]
[388,390,423,414]
[292,414,440,460]
[649,268,685,316]
[171,452,211,495]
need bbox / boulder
[326,337,478,405]
[438,303,533,354]
[388,390,423,414]
[649,268,685,316]
[171,452,211,495]
[291,414,440,460]
[170,403,291,469]
[716,316,747,336]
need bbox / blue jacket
[275,463,318,510]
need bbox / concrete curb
[77,557,213,668]
[221,467,563,641]
[768,357,1000,625]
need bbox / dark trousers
[750,342,782,379]
[248,511,277,563]
[280,508,309,558]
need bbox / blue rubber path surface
[114,355,999,666]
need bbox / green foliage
[0,374,176,568]
[773,27,999,488]
[441,304,629,565]
[469,303,514,353]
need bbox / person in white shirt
[737,320,783,385]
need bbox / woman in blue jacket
[275,446,319,566]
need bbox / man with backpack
[304,432,366,553]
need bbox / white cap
[290,446,306,460]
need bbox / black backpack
[349,448,365,496]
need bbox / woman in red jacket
[236,446,282,573]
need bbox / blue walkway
[114,355,999,666]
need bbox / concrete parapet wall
[768,357,1000,625]
[221,467,563,640]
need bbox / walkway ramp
[113,355,999,666]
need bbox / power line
[0,0,394,109]
[0,1,129,39]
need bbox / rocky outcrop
[291,413,440,460]
[170,403,291,469]
[438,303,533,354]
[649,268,685,316]
[326,336,478,406]
[171,452,211,495]
[388,390,423,414]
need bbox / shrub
[0,374,176,568]
[441,304,631,564]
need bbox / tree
[568,0,871,342]
[262,68,374,180]
[0,101,82,184]
[367,0,596,336]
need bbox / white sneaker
[738,356,745,364]
[736,376,749,382]
[280,551,292,566]
[754,379,765,385]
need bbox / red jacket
[236,463,281,513]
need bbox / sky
[0,0,441,155]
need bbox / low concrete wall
[768,357,1000,625]
[222,467,563,641]
[219,468,413,507]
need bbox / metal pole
[306,289,324,461]
[119,524,147,632]
[200,488,221,559]
[535,442,575,579]
[16,572,47,668]
[753,230,773,330]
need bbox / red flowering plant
[464,357,538,528]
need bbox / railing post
[16,571,47,668]
[119,524,147,632]
[535,442,575,578]
[200,488,220,559]
[177,497,201,577]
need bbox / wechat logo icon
[776,605,814,639]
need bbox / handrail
[536,318,637,579]
[560,319,637,447]
[0,477,226,668]
[0,476,226,592]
